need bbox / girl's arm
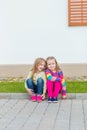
[25,71,32,89]
[26,71,32,79]
[41,72,47,99]
[58,70,67,98]
[45,69,61,82]
[58,70,66,87]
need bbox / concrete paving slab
[0,99,87,130]
[0,93,87,99]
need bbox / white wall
[0,0,87,64]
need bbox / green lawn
[66,81,87,93]
[0,82,26,93]
[0,81,87,93]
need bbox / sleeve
[26,71,32,79]
[45,69,61,82]
[58,70,66,87]
[41,72,47,94]
[25,71,32,89]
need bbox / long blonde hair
[46,56,60,71]
[31,57,46,79]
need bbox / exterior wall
[0,0,87,64]
[0,64,87,78]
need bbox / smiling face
[37,61,46,72]
[47,59,56,72]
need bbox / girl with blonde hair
[25,57,46,102]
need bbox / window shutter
[68,0,87,26]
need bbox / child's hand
[52,76,56,81]
[62,95,67,99]
[42,94,45,100]
[28,89,33,96]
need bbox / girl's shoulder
[45,69,51,73]
[45,69,53,75]
[40,71,45,75]
[58,69,62,72]
[58,69,63,75]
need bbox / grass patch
[66,81,87,93]
[0,81,87,93]
[0,81,26,93]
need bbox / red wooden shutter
[68,0,87,26]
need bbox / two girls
[25,56,67,103]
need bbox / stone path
[0,98,87,130]
[1,93,87,100]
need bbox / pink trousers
[46,80,62,98]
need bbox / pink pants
[46,80,62,98]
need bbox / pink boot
[37,95,42,102]
[31,95,37,102]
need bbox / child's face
[37,61,46,72]
[47,59,56,71]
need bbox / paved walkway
[0,93,87,130]
[1,93,87,99]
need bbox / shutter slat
[68,0,87,26]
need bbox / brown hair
[46,56,60,71]
[31,57,46,79]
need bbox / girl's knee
[46,80,53,86]
[26,78,32,83]
[37,78,44,84]
[25,78,33,89]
